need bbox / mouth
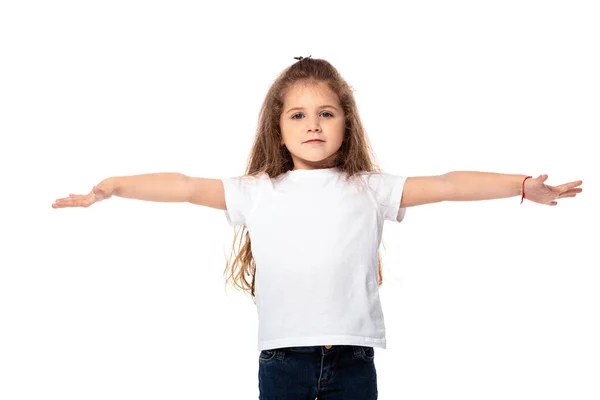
[304,139,325,143]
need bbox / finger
[559,188,582,197]
[556,189,582,198]
[59,193,83,199]
[557,193,577,199]
[58,202,78,208]
[558,180,583,191]
[57,195,83,202]
[58,199,88,208]
[54,199,75,207]
[55,197,86,206]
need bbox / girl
[52,56,583,400]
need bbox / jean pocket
[359,346,375,362]
[259,349,279,364]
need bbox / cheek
[280,126,291,141]
[280,119,294,134]
[279,122,288,140]
[335,121,346,141]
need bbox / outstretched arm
[53,173,227,210]
[400,172,583,208]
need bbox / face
[279,81,345,170]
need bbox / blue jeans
[258,345,377,400]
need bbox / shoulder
[225,171,271,183]
[355,170,407,187]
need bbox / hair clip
[293,55,312,61]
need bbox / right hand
[52,178,115,209]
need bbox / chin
[293,152,338,167]
[305,155,331,163]
[300,152,334,162]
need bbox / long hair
[224,57,386,301]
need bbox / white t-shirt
[221,167,407,351]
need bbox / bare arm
[53,173,226,210]
[186,176,226,210]
[112,173,191,202]
[400,171,582,208]
[400,171,529,208]
[441,171,528,201]
[114,173,226,209]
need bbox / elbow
[439,173,455,202]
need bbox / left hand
[523,174,583,206]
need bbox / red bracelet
[520,176,532,204]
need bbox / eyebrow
[284,105,340,114]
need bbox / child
[52,56,583,400]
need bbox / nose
[306,117,321,132]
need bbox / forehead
[283,81,340,106]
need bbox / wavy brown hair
[224,57,387,301]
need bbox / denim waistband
[280,345,366,354]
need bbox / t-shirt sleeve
[220,174,264,227]
[362,172,408,223]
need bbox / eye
[291,111,334,120]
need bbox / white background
[1,0,598,399]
